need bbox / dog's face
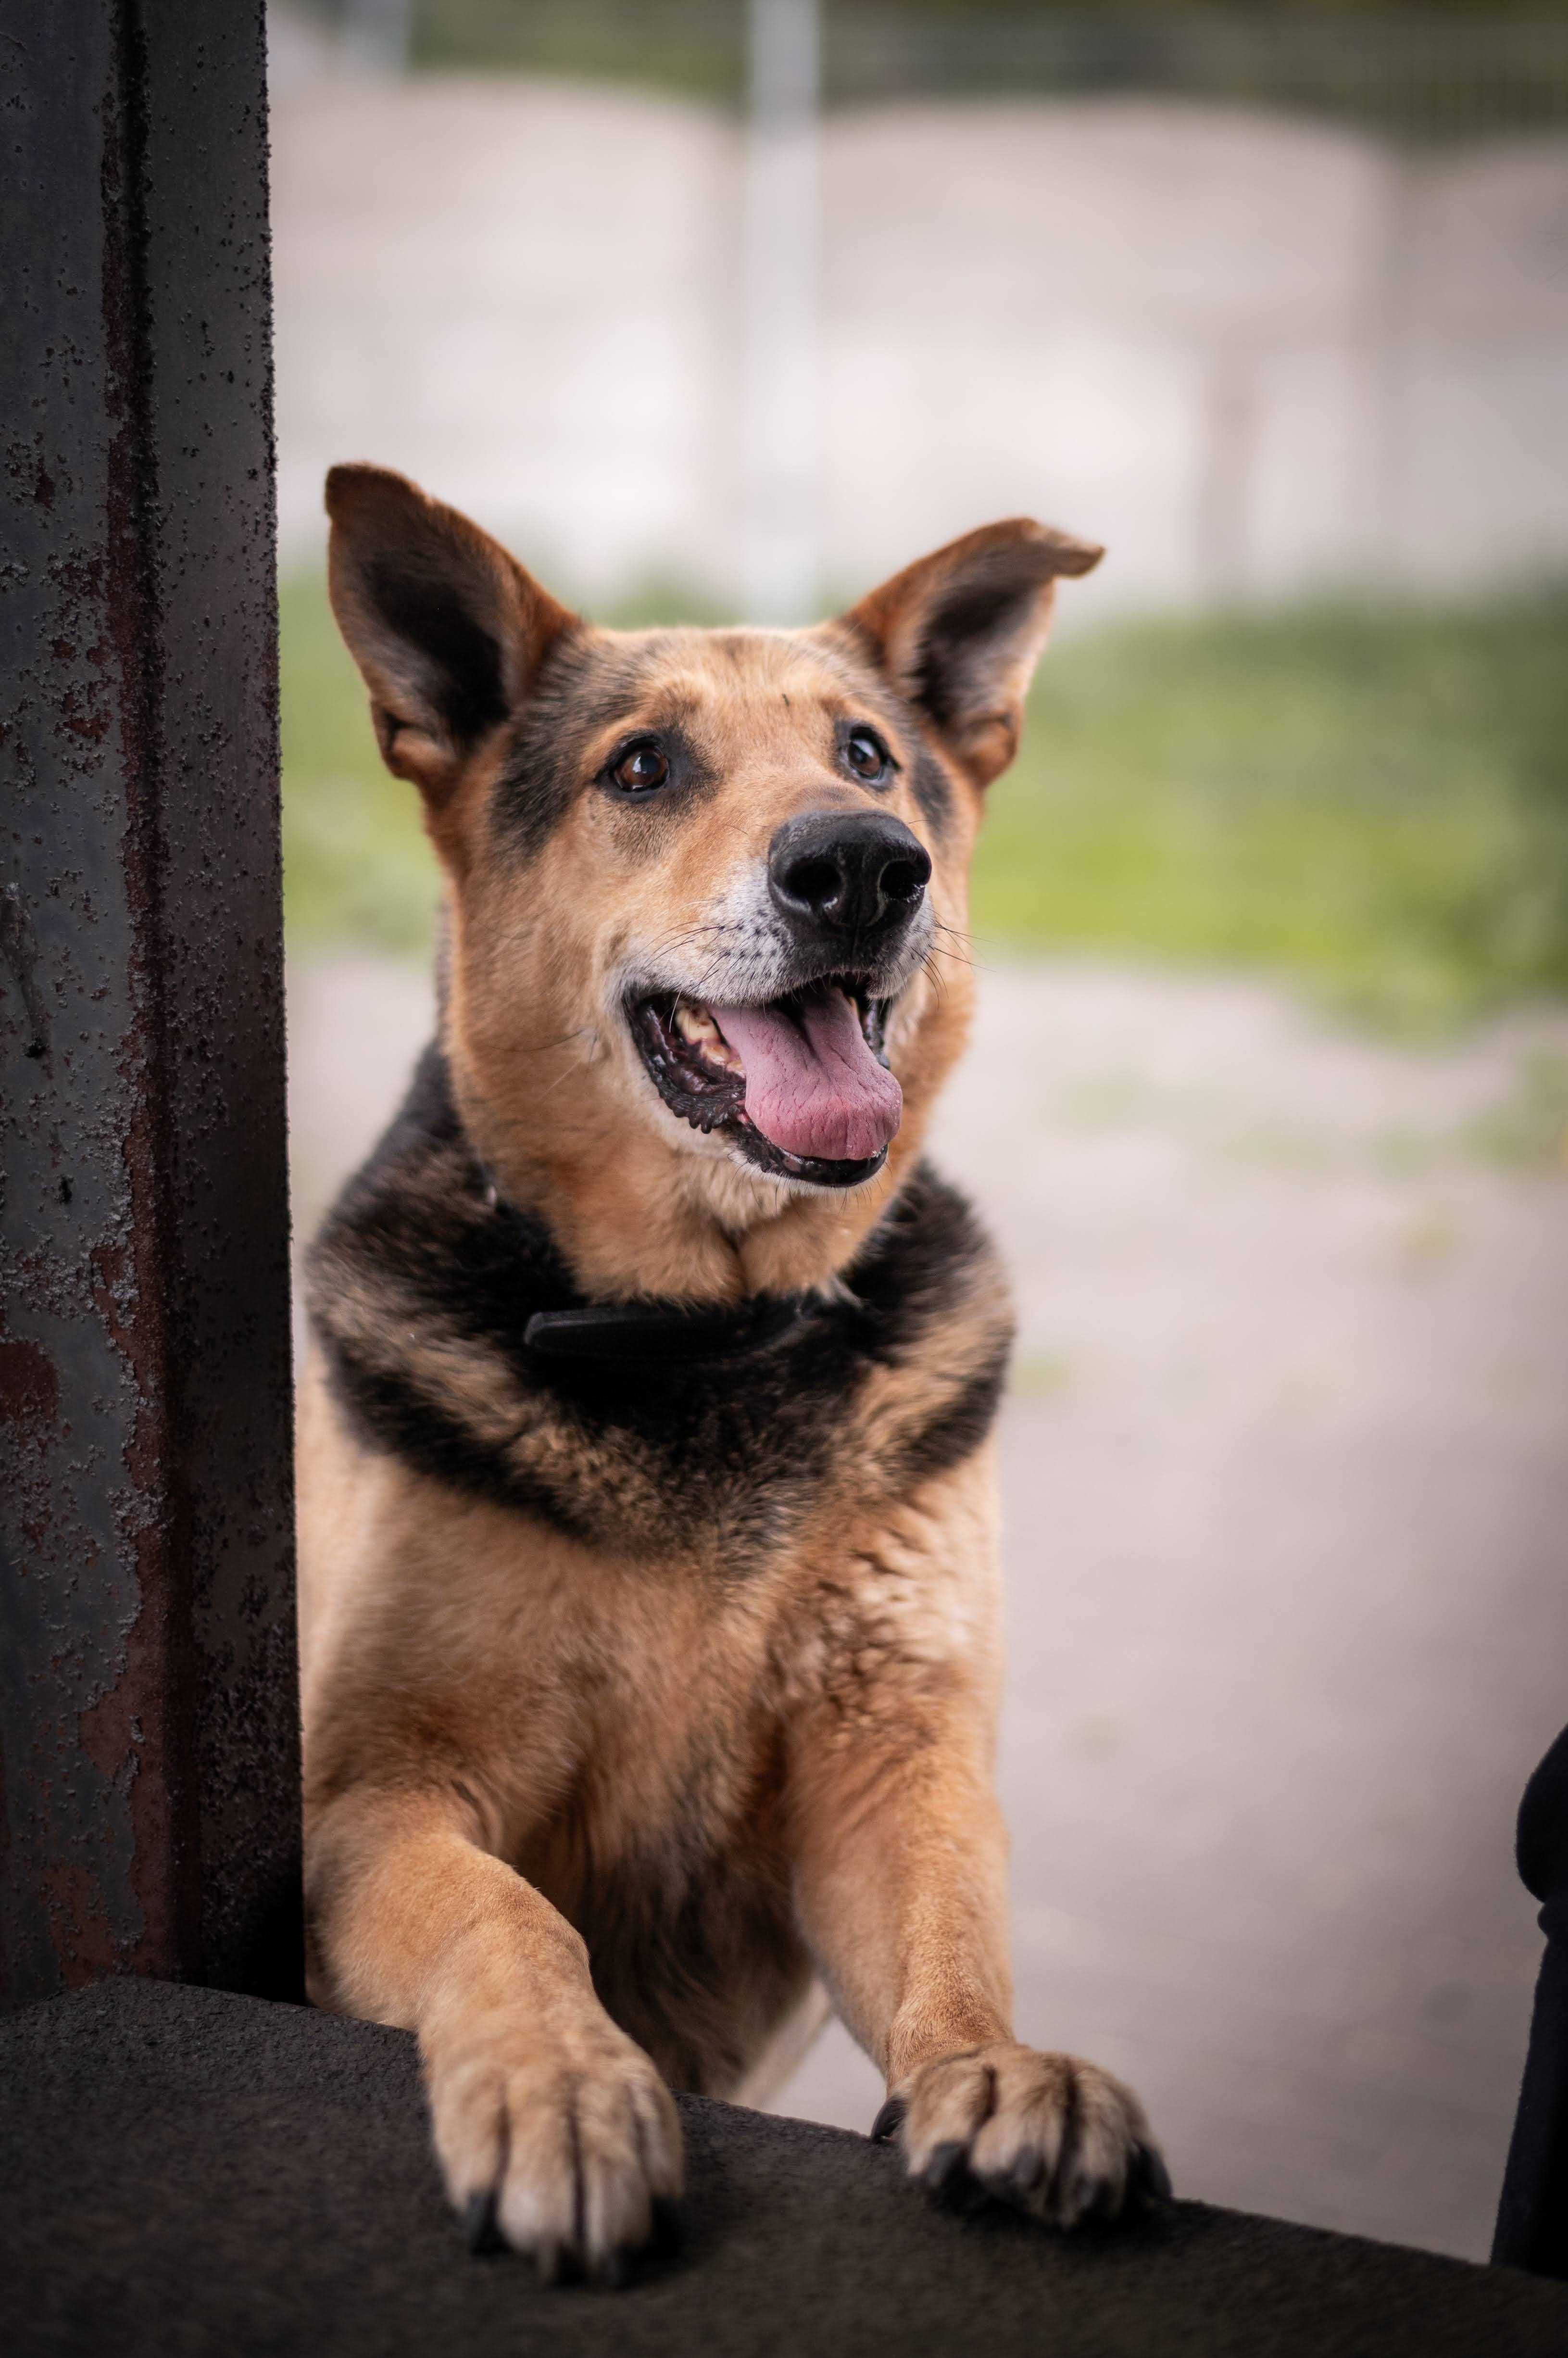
[326,468,1099,1289]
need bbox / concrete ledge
[3,1980,1565,2358]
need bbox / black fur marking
[306,1047,1011,1566]
[488,633,626,864]
[489,638,720,866]
[897,1337,1010,1487]
[908,744,954,838]
[333,1351,590,1538]
[366,557,507,745]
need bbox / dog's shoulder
[306,1046,1013,1568]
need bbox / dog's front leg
[790,1704,1168,2226]
[305,1787,681,2278]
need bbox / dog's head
[326,466,1099,1297]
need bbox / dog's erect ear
[325,464,579,800]
[840,519,1103,788]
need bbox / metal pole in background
[0,0,300,2007]
[741,0,822,622]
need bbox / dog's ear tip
[1048,530,1105,577]
[1000,518,1105,576]
[323,461,421,526]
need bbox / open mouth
[628,978,902,1188]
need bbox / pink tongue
[709,990,902,1164]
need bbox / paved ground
[288,955,1568,2262]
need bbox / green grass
[280,571,441,953]
[974,591,1568,1034]
[281,571,1568,1033]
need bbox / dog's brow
[633,683,707,728]
[579,684,706,763]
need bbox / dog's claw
[922,2140,972,2203]
[463,2189,502,2255]
[870,2096,906,2144]
[651,2194,686,2255]
[898,2043,1158,2233]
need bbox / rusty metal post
[0,0,300,2004]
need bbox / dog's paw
[427,2011,683,2283]
[874,2042,1169,2229]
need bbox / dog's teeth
[674,1000,743,1074]
[674,1000,720,1045]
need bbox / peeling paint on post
[0,1,301,2004]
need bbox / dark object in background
[1494,1723,1568,2280]
[0,0,299,2007]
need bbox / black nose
[768,810,931,944]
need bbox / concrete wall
[270,67,1568,613]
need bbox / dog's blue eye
[844,728,890,782]
[611,744,668,793]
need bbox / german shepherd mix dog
[300,464,1168,2282]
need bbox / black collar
[473,1159,816,1370]
[523,1293,814,1369]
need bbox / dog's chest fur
[306,1046,1013,1578]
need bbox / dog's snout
[767,810,931,944]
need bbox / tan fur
[299,467,1160,2279]
[442,629,976,1303]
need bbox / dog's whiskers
[493,1024,596,1058]
[535,1035,602,1102]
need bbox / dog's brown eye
[611,743,668,794]
[844,728,890,783]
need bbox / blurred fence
[271,3,1568,614]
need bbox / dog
[297,463,1167,2282]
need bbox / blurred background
[272,0,1568,2263]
